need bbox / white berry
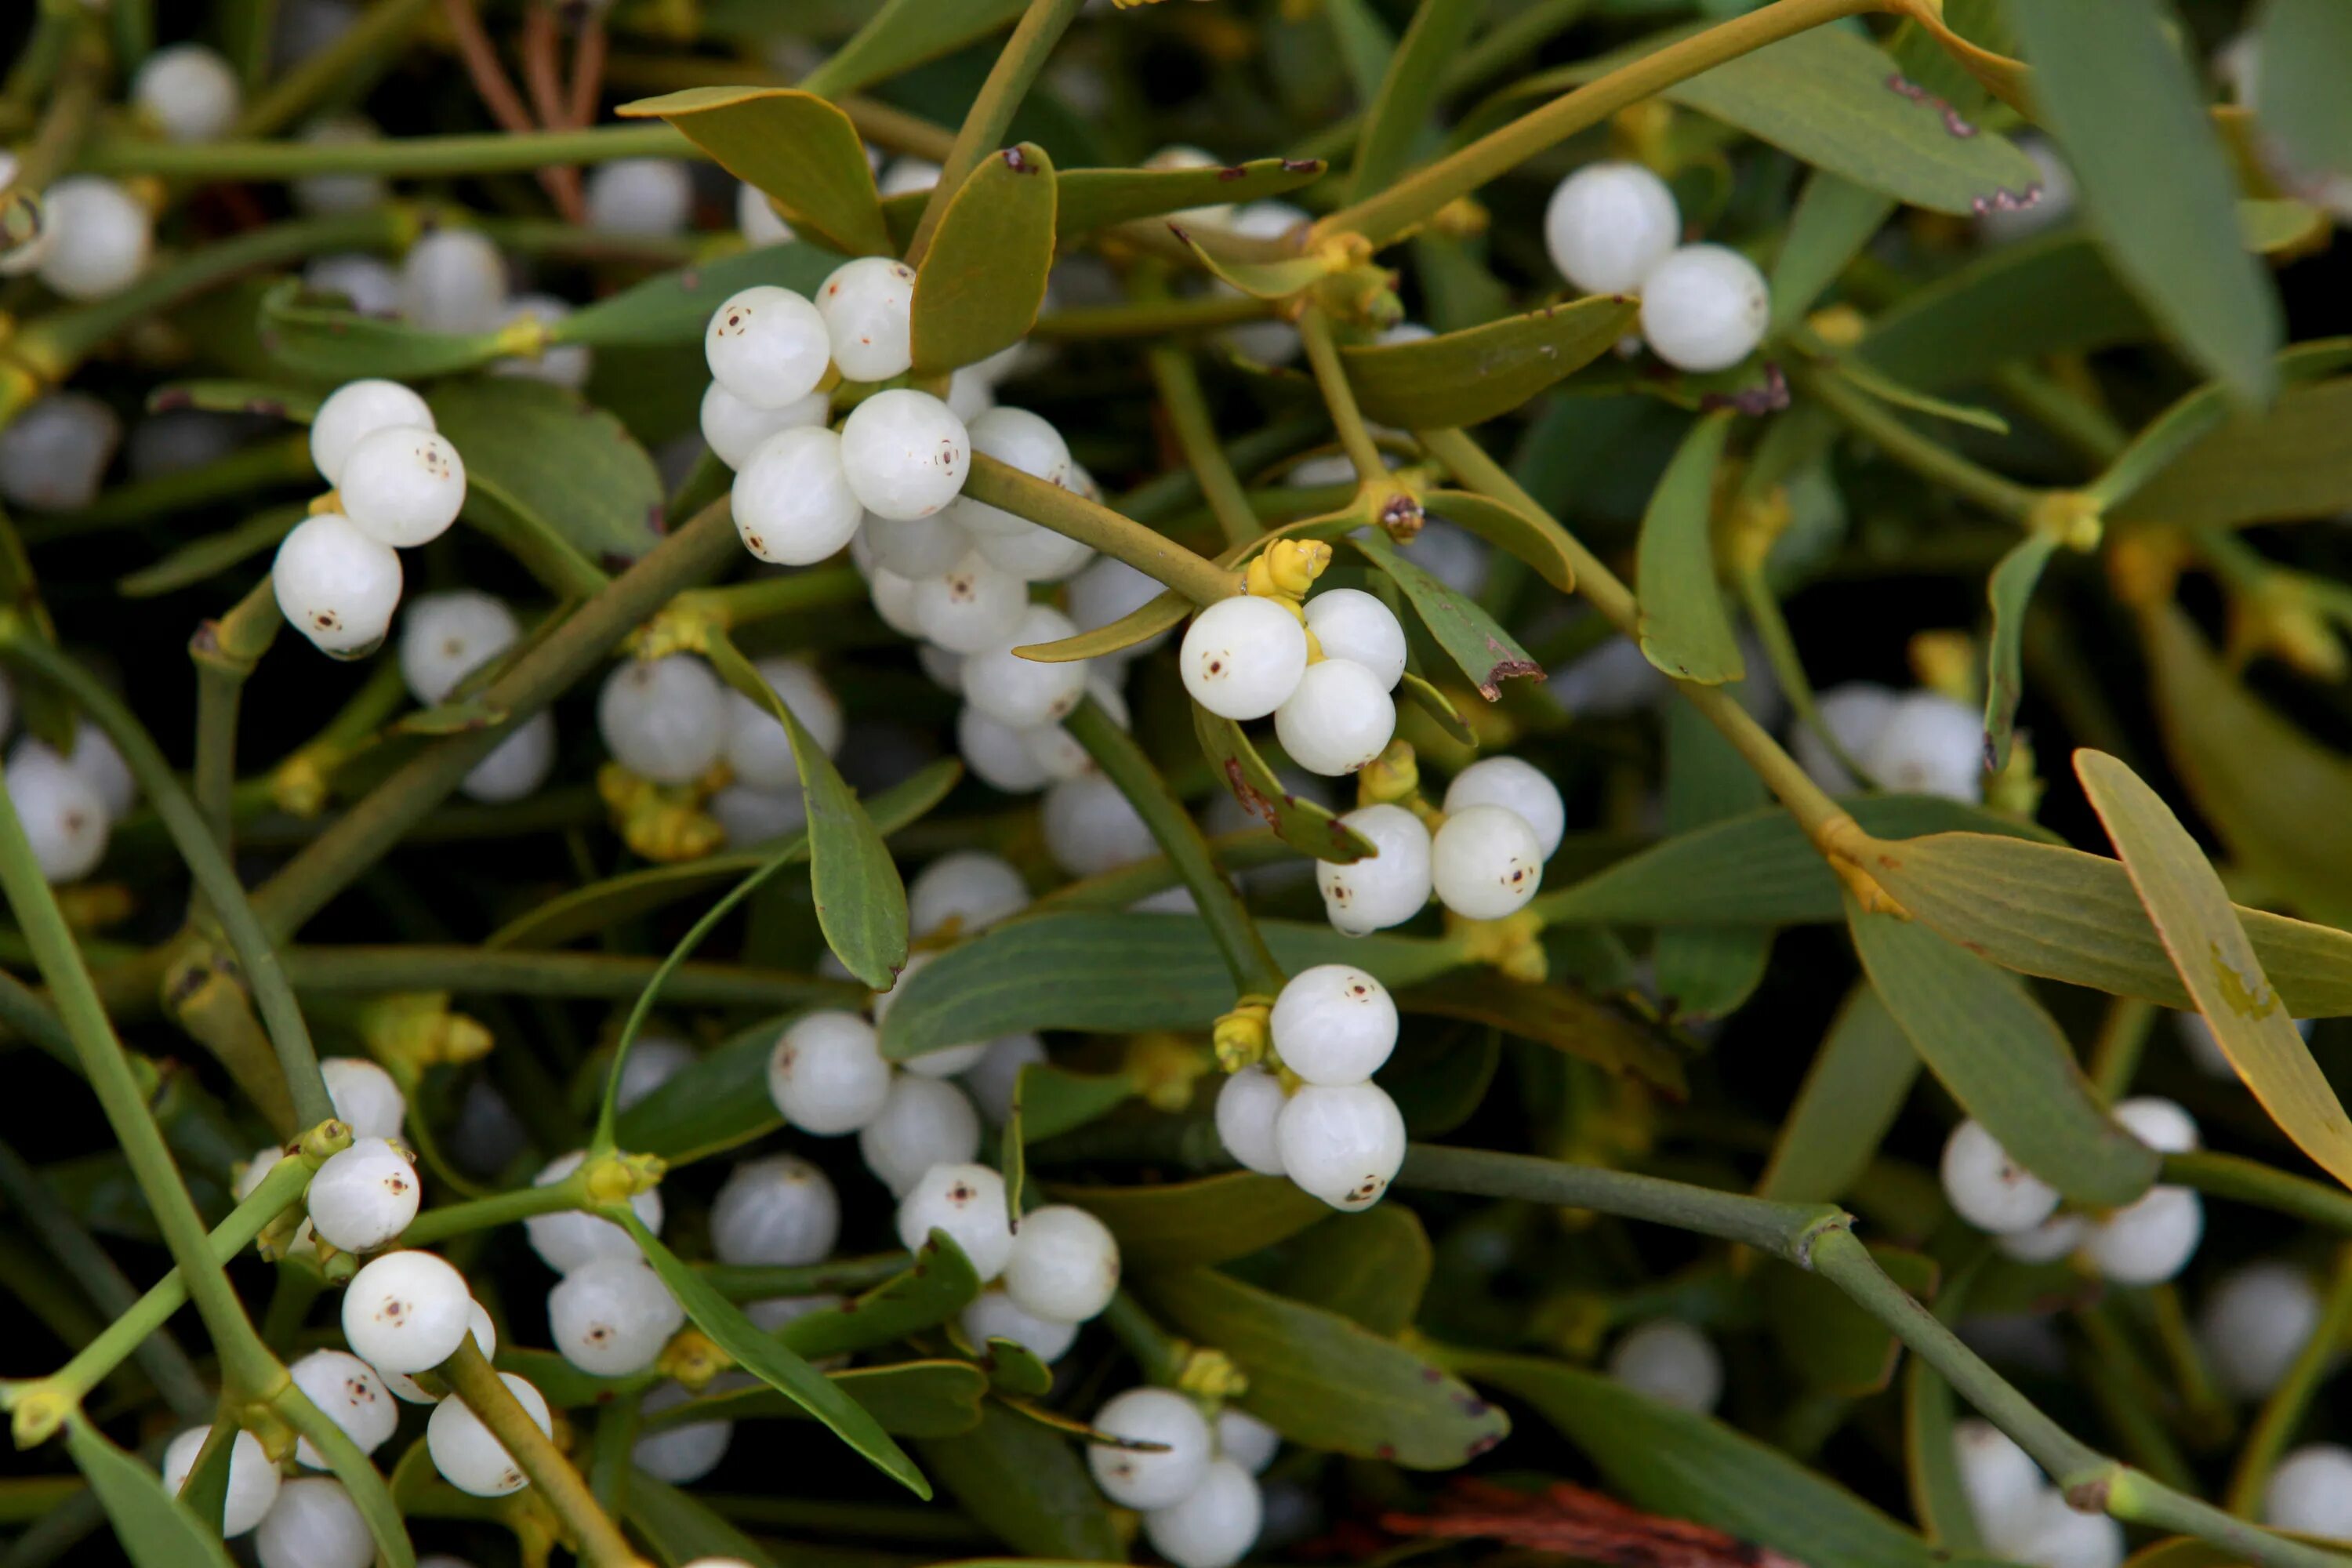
[1218,1408,1281,1474]
[133,45,242,143]
[1862,691,1984,803]
[399,590,517,705]
[307,1136,420,1253]
[965,607,1091,731]
[1182,597,1309,720]
[550,1255,686,1376]
[960,1033,1048,1124]
[769,1011,894,1134]
[700,381,827,471]
[1274,658,1396,776]
[1302,589,1406,690]
[1043,771,1157,878]
[426,1371,550,1497]
[1271,965,1398,1087]
[0,391,120,510]
[1544,162,1681,295]
[705,285,830,409]
[711,1154,840,1266]
[2263,1443,2352,1538]
[1217,1067,1289,1176]
[2113,1095,2200,1155]
[2082,1185,2203,1285]
[273,514,403,658]
[860,1076,982,1196]
[895,1161,1014,1280]
[1443,757,1566,859]
[958,704,1054,793]
[339,425,466,548]
[816,256,917,382]
[162,1426,279,1537]
[305,252,399,314]
[865,510,973,578]
[465,715,555,807]
[398,229,506,335]
[1089,1388,1213,1509]
[310,379,435,486]
[877,157,940,197]
[948,406,1075,539]
[1940,1119,2060,1235]
[598,655,725,785]
[913,550,1028,653]
[289,1348,397,1467]
[723,656,842,790]
[909,850,1029,938]
[524,1149,662,1272]
[1639,244,1769,372]
[37,177,153,300]
[2199,1261,2321,1399]
[973,514,1094,582]
[840,389,970,521]
[731,426,866,565]
[342,1250,474,1373]
[2001,1489,2124,1568]
[962,1287,1079,1363]
[585,158,694,235]
[633,1380,734,1483]
[738,181,793,246]
[256,1477,372,1568]
[1145,1457,1263,1568]
[1431,804,1544,919]
[1996,1212,2088,1265]
[1606,1319,1723,1414]
[5,743,109,884]
[1955,1418,2042,1530]
[321,1057,405,1139]
[1004,1203,1120,1323]
[1276,1082,1405,1210]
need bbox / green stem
[2226,1243,2352,1515]
[1145,332,1260,550]
[700,1250,914,1303]
[192,577,281,859]
[960,454,1240,606]
[1065,699,1284,998]
[2086,995,2158,1102]
[281,945,858,1010]
[232,0,437,137]
[402,1171,591,1249]
[1298,307,1388,484]
[1796,365,2042,523]
[902,0,1083,266]
[1313,0,1880,246]
[2165,1150,2352,1233]
[8,29,100,194]
[2071,1301,2198,1491]
[1294,0,1599,163]
[1991,363,2129,466]
[441,1334,639,1568]
[699,567,866,628]
[1118,413,1329,526]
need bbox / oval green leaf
[1635,411,1742,684]
[1044,1172,1331,1270]
[623,1472,778,1568]
[616,87,891,257]
[426,378,662,575]
[1056,158,1327,242]
[61,1414,236,1568]
[916,1400,1123,1561]
[1260,1207,1432,1336]
[1861,231,2150,390]
[912,144,1058,376]
[1421,487,1576,593]
[1349,528,1540,700]
[1339,295,1639,431]
[1192,703,1376,863]
[1755,984,1920,1207]
[260,279,503,380]
[1395,972,1689,1098]
[1980,529,2060,772]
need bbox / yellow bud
[658,1328,731,1392]
[2230,577,2349,683]
[1124,1032,1213,1113]
[2107,530,2187,608]
[1806,305,1868,348]
[1446,909,1548,983]
[56,883,133,932]
[1907,630,1978,706]
[1355,739,1421,808]
[2027,489,2104,551]
[490,310,552,363]
[1211,998,1272,1073]
[1431,196,1490,239]
[1722,485,1792,578]
[271,749,334,818]
[1175,1349,1248,1399]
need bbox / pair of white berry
[1178,587,1400,777]
[397,590,559,802]
[1214,965,1409,1211]
[895,1163,1120,1319]
[1795,681,1986,803]
[765,1011,986,1192]
[1940,1101,2205,1283]
[6,719,135,884]
[274,379,469,658]
[1542,162,1769,374]
[1955,1418,2125,1568]
[596,650,840,797]
[1313,755,1564,935]
[1088,1388,1279,1568]
[518,1149,685,1376]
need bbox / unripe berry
[426,1371,550,1497]
[321,1056,405,1139]
[1088,1388,1213,1508]
[866,510,973,578]
[397,229,507,335]
[342,1249,474,1372]
[1543,162,1680,295]
[1271,965,1399,1086]
[1639,244,1769,373]
[1145,1457,1263,1568]
[723,656,843,789]
[947,407,1073,539]
[132,45,241,143]
[705,285,830,409]
[585,158,695,235]
[1004,1203,1120,1323]
[289,1348,397,1467]
[306,252,401,315]
[1274,658,1396,776]
[1862,691,1984,803]
[162,1426,279,1537]
[2199,1261,2321,1399]
[816,256,918,382]
[339,425,466,547]
[965,608,1091,730]
[273,514,403,658]
[700,381,827,471]
[739,181,794,246]
[0,391,121,510]
[840,389,971,521]
[307,1135,420,1252]
[5,744,109,884]
[1217,1066,1289,1176]
[861,1078,982,1196]
[2263,1443,2352,1539]
[311,379,436,487]
[731,426,866,565]
[399,590,517,705]
[1301,588,1406,690]
[962,1287,1079,1363]
[1430,804,1544,919]
[1218,1408,1281,1474]
[1940,1119,2060,1235]
[2082,1185,2203,1285]
[1276,1082,1405,1210]
[1443,757,1566,860]
[909,850,1030,938]
[633,1380,733,1483]
[256,1477,372,1568]
[292,116,386,217]
[549,1255,686,1376]
[1605,1319,1722,1414]
[958,704,1055,793]
[896,1160,1015,1280]
[913,550,1029,653]
[1181,597,1309,720]
[598,654,726,785]
[961,1033,1048,1124]
[768,1011,893,1135]
[35,177,153,300]
[711,1154,840,1266]
[1042,771,1158,877]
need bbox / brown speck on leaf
[1004,147,1034,174]
[1478,653,1542,702]
[1696,361,1790,417]
[1167,221,1192,244]
[1223,758,1279,827]
[151,388,192,412]
[1218,165,1247,183]
[1280,158,1321,174]
[247,399,288,418]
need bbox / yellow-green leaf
[1350,528,1541,700]
[1755,984,1919,1206]
[2115,376,2352,529]
[911,144,1057,376]
[2075,750,2352,1191]
[1396,971,1690,1098]
[916,1401,1122,1561]
[1653,699,1771,1021]
[1341,295,1639,430]
[1636,411,1742,684]
[616,87,891,256]
[1421,486,1576,593]
[2252,0,2352,183]
[1980,530,2059,772]
[1192,703,1376,863]
[260,279,503,380]
[1045,1172,1330,1270]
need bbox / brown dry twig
[1383,1479,1812,1568]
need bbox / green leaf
[873,912,1465,1059]
[706,633,908,989]
[561,243,842,348]
[1762,1245,1938,1396]
[149,379,323,422]
[259,279,504,379]
[1350,0,1483,201]
[1671,25,2043,216]
[2253,0,2352,182]
[489,758,958,951]
[1653,701,1772,1022]
[1756,985,1919,1206]
[978,1341,1054,1401]
[1421,488,1577,593]
[2003,0,2281,403]
[1532,795,2051,927]
[644,1361,988,1439]
[1452,1350,1939,1568]
[2239,196,2328,255]
[1861,231,2150,390]
[1399,667,1476,746]
[956,158,1327,245]
[806,0,1028,98]
[1014,1062,1138,1144]
[175,1417,237,1544]
[1828,357,2011,434]
[1980,530,2059,772]
[910,144,1057,376]
[1395,972,1689,1098]
[1015,586,1189,663]
[1046,1172,1331,1270]
[1350,528,1541,700]
[917,1400,1123,1560]
[772,1231,985,1363]
[1260,1207,1432,1336]
[616,88,891,257]
[614,1017,786,1163]
[1770,170,1896,328]
[2114,376,2352,528]
[1140,1265,1509,1468]
[1172,227,1334,301]
[623,1471,778,1568]
[619,1212,931,1499]
[426,378,662,577]
[1338,296,1639,430]
[1323,0,1394,105]
[1192,704,1377,863]
[61,1414,235,1568]
[1846,894,2158,1207]
[2075,750,2352,1191]
[1635,411,1742,684]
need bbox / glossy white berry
[711,1155,840,1266]
[1089,1388,1214,1509]
[1302,590,1406,691]
[1043,771,1158,877]
[878,157,940,197]
[2083,1185,2202,1285]
[1218,1407,1280,1474]
[1145,1457,1262,1568]
[291,117,385,217]
[913,550,1029,653]
[310,379,434,487]
[377,1300,497,1405]
[1069,556,1172,661]
[974,514,1094,582]
[398,229,506,334]
[731,426,866,566]
[705,285,830,409]
[958,705,1054,793]
[306,252,400,314]
[1940,1119,2060,1234]
[2199,1261,2321,1399]
[1217,1067,1289,1177]
[1639,244,1769,373]
[723,656,842,790]
[963,1287,1079,1363]
[288,1348,397,1468]
[134,45,241,142]
[550,1256,685,1376]
[1024,671,1126,780]
[35,726,129,825]
[339,425,466,547]
[633,1381,733,1484]
[1431,804,1544,919]
[1182,597,1309,720]
[817,256,917,382]
[586,158,694,235]
[524,1150,662,1273]
[1605,1319,1723,1414]
[909,851,1029,938]
[307,1136,420,1253]
[865,510,973,579]
[398,590,516,706]
[320,1057,404,1139]
[1443,757,1566,859]
[840,389,970,521]
[2000,1489,2124,1568]
[343,1250,474,1372]
[1791,682,1896,793]
[947,365,996,420]
[1955,1418,2042,1530]
[949,405,1075,536]
[5,744,108,884]
[706,784,800,847]
[2263,1443,2352,1538]
[699,381,826,471]
[1274,658,1396,777]
[1004,1203,1120,1323]
[1276,1082,1406,1210]
[896,1161,1014,1280]
[862,1077,983,1197]
[1544,162,1680,296]
[965,608,1091,731]
[738,181,794,246]
[1862,691,1983,802]
[769,1011,893,1135]
[1271,965,1398,1087]
[2113,1095,2200,1155]
[612,1034,695,1115]
[273,514,402,658]
[961,1033,1047,1124]
[0,392,120,510]
[426,1371,550,1497]
[36,177,151,300]
[256,1477,372,1568]
[1996,1212,2087,1265]
[598,655,726,785]
[163,1426,280,1537]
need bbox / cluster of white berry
[274,379,468,659]
[594,648,844,843]
[1179,587,1402,777]
[1955,1417,2124,1568]
[1542,162,1769,374]
[0,693,137,885]
[1215,964,1406,1210]
[1939,1099,2204,1284]
[1316,756,1563,934]
[1796,681,1986,803]
[1087,1386,1280,1568]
